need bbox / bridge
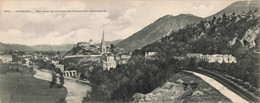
[63,70,77,78]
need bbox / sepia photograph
[0,0,259,103]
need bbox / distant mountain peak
[176,14,195,17]
[118,14,203,51]
[206,0,259,19]
[118,0,259,51]
[161,15,173,17]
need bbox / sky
[0,0,242,45]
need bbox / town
[0,0,259,103]
[0,31,238,80]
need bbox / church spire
[101,30,106,54]
[101,30,105,44]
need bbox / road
[186,69,259,102]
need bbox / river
[190,71,249,103]
[33,68,91,103]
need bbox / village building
[76,39,94,47]
[102,53,117,71]
[187,53,237,63]
[118,54,131,64]
[145,52,158,59]
[0,54,13,63]
[64,31,127,71]
[51,60,59,64]
[173,56,185,60]
[56,64,64,71]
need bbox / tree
[49,73,57,88]
[188,57,198,69]
[223,13,227,18]
[59,72,64,87]
[213,16,216,20]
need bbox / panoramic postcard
[0,0,259,103]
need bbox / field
[0,64,67,103]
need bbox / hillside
[105,39,122,46]
[142,9,260,55]
[117,14,203,51]
[0,42,33,51]
[0,42,74,52]
[31,44,74,51]
[141,9,260,90]
[118,0,259,51]
[206,0,260,19]
[0,39,121,52]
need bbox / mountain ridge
[206,0,259,19]
[0,39,122,51]
[117,14,203,51]
[117,0,260,51]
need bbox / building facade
[145,52,158,59]
[118,54,131,64]
[0,54,12,63]
[102,53,116,71]
[187,53,237,63]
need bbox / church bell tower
[101,30,106,54]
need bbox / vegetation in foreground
[82,53,231,102]
[0,64,67,103]
[132,71,231,102]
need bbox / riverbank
[0,64,67,103]
[34,68,92,103]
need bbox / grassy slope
[0,64,67,103]
[167,72,232,103]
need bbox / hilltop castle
[64,31,117,71]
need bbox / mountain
[118,1,259,51]
[0,42,33,51]
[139,9,260,94]
[0,42,74,52]
[31,39,122,52]
[117,14,203,51]
[141,9,260,56]
[31,44,74,51]
[0,39,122,52]
[105,39,122,46]
[206,0,260,19]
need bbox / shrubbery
[83,54,198,102]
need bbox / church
[100,31,117,71]
[63,31,117,73]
